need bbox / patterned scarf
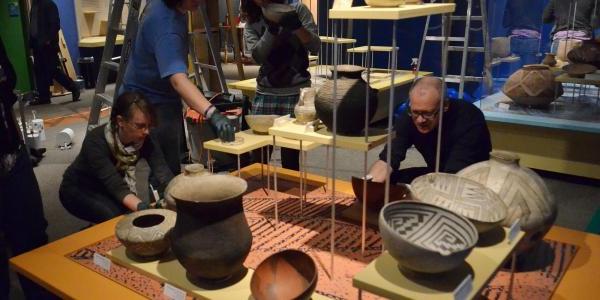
[104,122,138,194]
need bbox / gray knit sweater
[244,3,320,96]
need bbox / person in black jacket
[368,77,492,184]
[59,92,174,223]
[0,37,53,300]
[29,0,80,105]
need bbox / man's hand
[280,11,303,32]
[368,160,393,183]
[209,112,235,142]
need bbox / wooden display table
[329,4,456,20]
[353,228,525,299]
[268,118,388,152]
[203,129,320,155]
[79,35,124,48]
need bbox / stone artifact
[115,209,176,259]
[351,176,414,212]
[492,37,511,58]
[566,41,600,67]
[457,151,557,253]
[556,39,582,62]
[379,201,478,273]
[169,175,252,283]
[365,0,406,7]
[411,173,507,233]
[294,87,317,124]
[315,65,377,135]
[250,249,317,300]
[541,53,557,67]
[562,63,597,78]
[245,115,279,134]
[502,64,563,106]
[164,164,209,210]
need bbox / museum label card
[92,253,111,272]
[453,274,473,300]
[508,218,521,244]
[163,283,186,300]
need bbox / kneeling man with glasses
[368,77,491,184]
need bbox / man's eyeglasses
[125,121,151,131]
[407,108,440,120]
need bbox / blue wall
[55,0,80,75]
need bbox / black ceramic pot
[169,175,252,285]
[315,65,378,136]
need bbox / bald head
[409,77,443,104]
[408,77,445,134]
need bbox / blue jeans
[511,36,541,68]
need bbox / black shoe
[30,147,46,159]
[72,86,81,102]
[29,98,51,105]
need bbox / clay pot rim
[115,209,176,247]
[489,150,520,164]
[411,173,508,224]
[183,163,206,175]
[250,249,317,299]
[522,64,551,70]
[169,174,248,203]
[380,200,478,256]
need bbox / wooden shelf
[329,4,456,20]
[203,130,321,155]
[319,36,357,44]
[347,46,398,53]
[269,119,389,152]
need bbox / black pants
[0,147,54,299]
[32,44,76,101]
[59,179,128,224]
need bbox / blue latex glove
[136,201,150,211]
[209,112,235,142]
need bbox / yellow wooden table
[79,35,124,48]
[353,229,525,299]
[9,165,600,299]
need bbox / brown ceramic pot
[250,249,317,300]
[164,164,209,210]
[115,209,177,259]
[502,64,563,106]
[567,41,600,67]
[457,151,558,253]
[316,65,378,135]
[351,176,414,212]
[541,53,557,67]
[169,175,252,284]
[563,63,597,78]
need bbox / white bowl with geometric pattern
[379,201,478,273]
[411,173,508,234]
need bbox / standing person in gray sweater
[543,0,600,51]
[242,0,320,171]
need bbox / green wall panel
[0,0,32,92]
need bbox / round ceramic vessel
[457,151,557,253]
[492,37,511,58]
[379,201,478,274]
[351,176,414,212]
[245,115,279,134]
[502,64,563,106]
[250,249,317,300]
[261,3,295,23]
[169,175,252,283]
[115,209,176,258]
[365,0,405,7]
[164,164,209,210]
[411,173,507,233]
[562,63,597,78]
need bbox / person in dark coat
[29,0,80,105]
[368,77,492,184]
[543,0,600,52]
[59,92,174,224]
[0,37,54,300]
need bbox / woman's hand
[123,194,145,211]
